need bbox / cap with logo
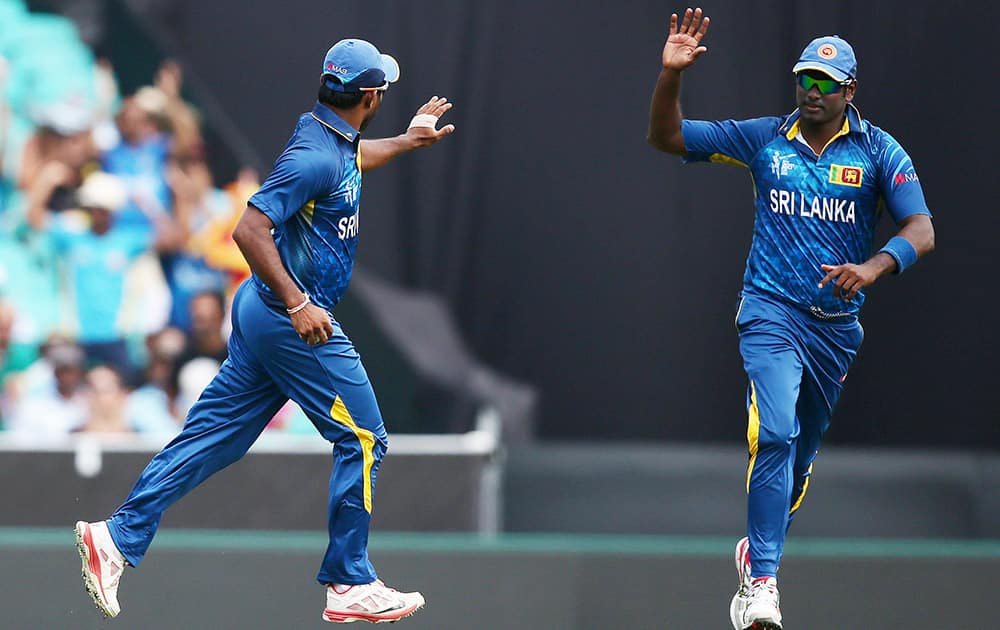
[321,39,400,92]
[792,35,857,82]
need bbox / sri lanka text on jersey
[768,189,856,224]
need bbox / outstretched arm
[647,7,710,155]
[818,214,935,301]
[359,96,455,172]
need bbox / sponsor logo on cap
[326,62,348,75]
[818,44,838,59]
[829,164,863,187]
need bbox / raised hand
[662,7,710,71]
[404,96,455,147]
[156,60,183,99]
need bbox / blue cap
[321,39,400,91]
[792,36,857,82]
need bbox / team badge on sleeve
[829,164,863,187]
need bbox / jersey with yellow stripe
[248,103,364,311]
[681,104,930,317]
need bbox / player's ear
[844,81,857,102]
[365,92,377,109]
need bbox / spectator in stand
[176,290,228,367]
[174,356,220,419]
[162,156,230,330]
[170,290,229,413]
[26,171,182,379]
[0,107,97,360]
[196,166,256,300]
[4,332,73,407]
[152,60,203,162]
[102,62,205,339]
[75,364,133,435]
[128,326,185,434]
[7,341,86,436]
[101,61,202,241]
[19,118,97,223]
[100,85,171,238]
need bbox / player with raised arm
[75,38,454,624]
[648,8,934,629]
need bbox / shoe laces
[329,581,404,613]
[748,579,779,605]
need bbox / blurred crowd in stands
[0,1,309,440]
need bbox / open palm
[662,7,710,71]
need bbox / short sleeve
[681,117,782,166]
[249,146,340,226]
[873,128,931,223]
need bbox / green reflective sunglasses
[796,73,848,95]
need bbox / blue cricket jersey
[101,134,172,239]
[248,103,364,311]
[49,218,151,342]
[682,104,931,317]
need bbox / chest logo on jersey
[344,182,359,207]
[829,164,863,188]
[770,151,796,179]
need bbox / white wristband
[408,113,439,129]
[286,294,311,314]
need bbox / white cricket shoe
[323,579,425,624]
[741,576,782,630]
[74,520,126,618]
[728,536,753,629]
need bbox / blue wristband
[878,236,918,274]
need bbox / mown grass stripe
[3,527,999,559]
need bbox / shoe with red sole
[323,579,425,624]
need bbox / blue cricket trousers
[736,290,863,577]
[106,280,388,585]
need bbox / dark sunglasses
[796,73,851,95]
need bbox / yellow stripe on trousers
[330,395,377,513]
[789,463,813,515]
[746,381,760,493]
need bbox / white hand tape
[408,113,439,129]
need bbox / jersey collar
[779,103,866,141]
[310,102,361,143]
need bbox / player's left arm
[359,96,455,172]
[819,129,935,301]
[818,214,935,300]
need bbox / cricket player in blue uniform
[75,38,455,624]
[647,9,935,630]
